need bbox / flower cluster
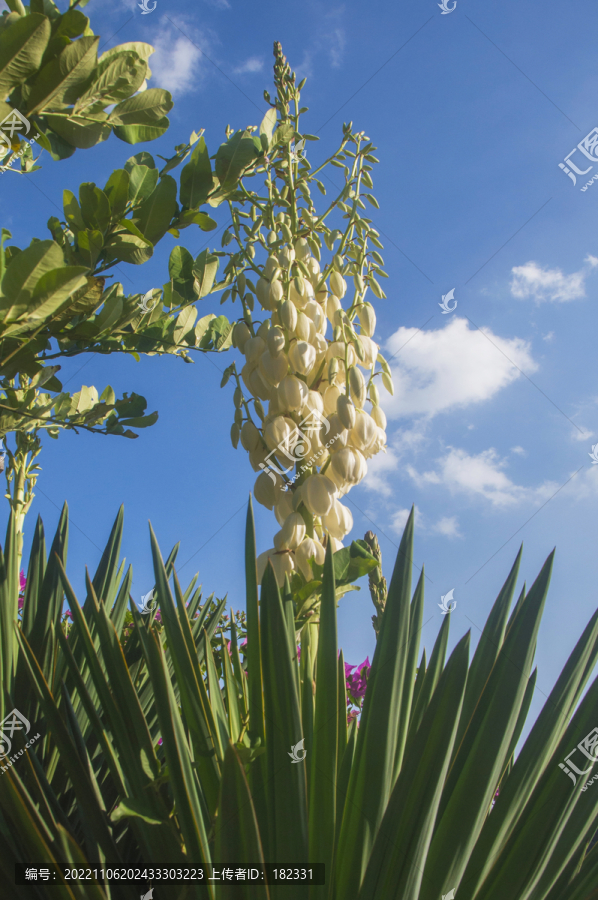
[222,49,392,587]
[345,657,371,724]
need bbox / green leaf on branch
[192,249,219,298]
[168,246,195,301]
[214,129,260,194]
[134,174,177,245]
[179,135,212,208]
[127,164,159,205]
[0,13,51,99]
[26,35,100,115]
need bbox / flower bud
[267,325,285,357]
[313,332,328,360]
[279,512,306,550]
[294,237,311,260]
[280,299,297,332]
[330,271,347,298]
[323,383,341,416]
[295,310,311,342]
[371,404,386,429]
[257,320,270,341]
[304,299,325,333]
[277,375,308,412]
[254,471,277,509]
[240,420,261,452]
[326,294,342,323]
[307,257,320,280]
[362,425,386,459]
[337,394,356,430]
[295,537,326,580]
[349,409,377,453]
[290,275,308,309]
[269,279,284,307]
[244,336,266,364]
[329,447,367,489]
[302,473,337,517]
[349,366,367,408]
[289,340,316,376]
[259,349,289,385]
[358,302,376,337]
[256,277,271,309]
[323,499,353,539]
[369,382,380,407]
[232,321,251,351]
[264,255,278,278]
[278,246,295,267]
[358,334,378,368]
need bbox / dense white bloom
[229,213,387,559]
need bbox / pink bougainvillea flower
[346,657,371,702]
[240,639,248,653]
[19,570,26,594]
[158,738,163,746]
[18,596,24,612]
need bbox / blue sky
[2,0,598,729]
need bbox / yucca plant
[1,499,598,900]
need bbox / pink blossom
[345,657,371,703]
[19,570,26,593]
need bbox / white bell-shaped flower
[358,302,376,337]
[244,336,266,365]
[259,350,289,386]
[289,340,316,376]
[295,537,326,580]
[257,549,295,587]
[349,409,378,454]
[240,420,261,452]
[329,446,367,488]
[274,490,294,525]
[279,511,306,550]
[254,471,278,509]
[277,375,308,412]
[322,499,353,539]
[371,405,387,430]
[302,473,337,517]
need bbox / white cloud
[510,256,598,303]
[511,446,526,456]
[150,20,208,96]
[233,57,264,75]
[432,516,462,538]
[406,447,557,508]
[382,318,537,420]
